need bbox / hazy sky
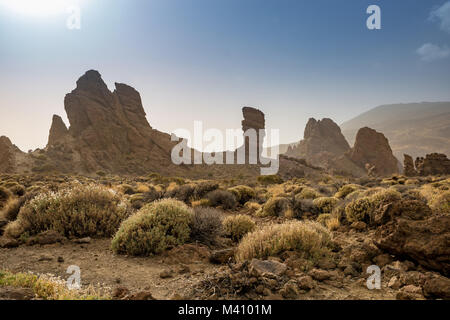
[1,0,450,151]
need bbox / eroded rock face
[241,107,265,161]
[347,127,398,176]
[415,153,450,176]
[0,136,16,173]
[47,115,69,147]
[375,213,450,276]
[285,118,350,167]
[404,154,417,177]
[47,70,179,175]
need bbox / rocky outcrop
[0,136,16,173]
[404,154,416,176]
[375,211,450,276]
[415,153,450,176]
[285,118,350,167]
[44,70,180,175]
[47,115,69,147]
[241,107,265,162]
[346,127,398,176]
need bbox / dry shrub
[335,184,359,199]
[235,220,332,262]
[190,207,223,245]
[292,198,317,218]
[345,197,374,223]
[0,186,12,209]
[244,201,261,213]
[5,184,129,239]
[370,189,401,207]
[206,190,237,210]
[258,197,291,217]
[296,187,321,200]
[316,213,332,226]
[429,190,450,213]
[257,175,283,185]
[326,217,340,231]
[227,185,256,205]
[313,197,338,213]
[111,199,193,256]
[191,199,211,208]
[222,214,256,241]
[0,197,25,221]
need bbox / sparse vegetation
[190,207,223,245]
[223,214,256,241]
[235,221,332,262]
[345,197,374,223]
[111,199,193,256]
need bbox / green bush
[345,197,374,223]
[313,197,338,213]
[227,185,256,205]
[111,199,193,256]
[5,184,129,238]
[236,221,332,262]
[223,214,256,241]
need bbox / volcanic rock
[47,115,69,147]
[415,153,450,176]
[346,127,399,176]
[285,118,350,167]
[0,136,16,173]
[403,154,417,176]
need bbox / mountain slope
[341,102,450,160]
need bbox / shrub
[206,190,237,210]
[370,189,401,207]
[5,184,129,238]
[190,207,223,245]
[191,199,211,208]
[119,184,136,195]
[235,221,332,262]
[335,184,358,199]
[292,198,317,218]
[0,197,25,221]
[345,197,374,223]
[111,199,193,256]
[244,201,262,213]
[296,187,321,200]
[0,187,12,209]
[165,183,196,202]
[223,215,256,241]
[227,185,256,205]
[326,217,340,231]
[257,175,283,185]
[313,197,338,213]
[429,190,450,213]
[316,213,332,226]
[8,184,25,197]
[258,197,291,217]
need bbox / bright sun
[0,0,78,16]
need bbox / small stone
[0,237,19,248]
[129,291,155,300]
[209,249,235,264]
[38,255,53,262]
[279,280,299,299]
[57,256,64,263]
[297,275,315,290]
[250,259,287,277]
[388,276,401,290]
[112,286,130,299]
[159,270,173,279]
[178,264,190,274]
[255,285,264,294]
[308,268,332,281]
[74,237,91,244]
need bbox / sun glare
[0,0,79,16]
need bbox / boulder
[250,259,287,277]
[375,214,450,276]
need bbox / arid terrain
[0,172,449,300]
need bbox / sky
[1,0,450,152]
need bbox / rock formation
[414,153,450,176]
[241,107,265,163]
[42,70,180,175]
[346,127,399,176]
[0,136,16,173]
[403,154,416,176]
[47,115,69,147]
[285,118,350,167]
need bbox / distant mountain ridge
[341,102,450,160]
